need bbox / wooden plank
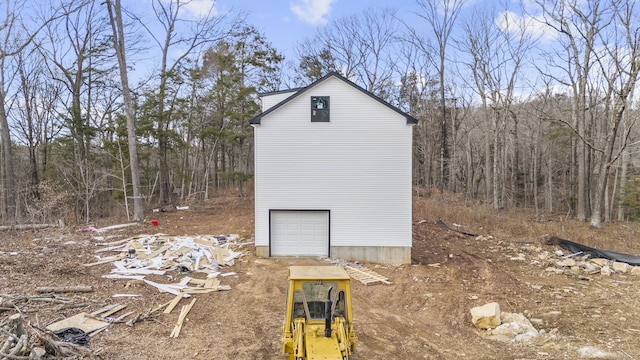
[204,278,219,289]
[143,279,186,296]
[170,298,197,338]
[181,288,219,294]
[46,312,109,333]
[94,244,127,253]
[113,311,135,322]
[91,303,127,318]
[216,246,227,266]
[99,304,127,318]
[110,269,166,275]
[136,245,171,259]
[83,253,126,267]
[344,266,392,285]
[164,292,185,314]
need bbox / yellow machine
[282,266,357,360]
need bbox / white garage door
[271,210,329,257]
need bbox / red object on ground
[151,219,158,226]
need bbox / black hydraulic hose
[324,287,333,338]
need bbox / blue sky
[217,0,419,59]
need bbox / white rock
[556,258,576,267]
[582,262,601,273]
[612,262,630,273]
[590,258,609,266]
[576,346,618,358]
[545,267,564,274]
[631,266,640,275]
[470,302,501,330]
[600,265,612,276]
[489,312,538,343]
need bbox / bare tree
[0,1,71,224]
[538,0,615,221]
[38,0,115,222]
[589,0,640,228]
[295,8,401,98]
[416,0,464,193]
[141,0,242,206]
[396,36,437,191]
[105,0,144,221]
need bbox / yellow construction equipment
[282,266,357,360]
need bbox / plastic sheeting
[546,236,640,266]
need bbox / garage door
[270,210,329,257]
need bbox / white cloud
[182,0,217,18]
[290,0,335,25]
[495,10,557,43]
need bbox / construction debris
[1,313,95,359]
[543,236,640,266]
[75,222,139,233]
[344,265,392,285]
[84,233,242,337]
[86,234,241,277]
[46,312,110,334]
[436,219,479,237]
[170,298,197,338]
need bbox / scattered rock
[612,262,630,273]
[539,310,562,319]
[601,266,612,276]
[555,258,576,267]
[510,253,526,261]
[581,262,601,273]
[529,318,544,326]
[576,346,618,358]
[470,302,501,330]
[488,312,539,343]
[590,258,609,266]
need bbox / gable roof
[249,71,418,125]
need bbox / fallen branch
[35,286,93,294]
[126,301,171,327]
[0,224,55,232]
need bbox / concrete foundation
[254,245,411,265]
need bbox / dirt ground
[2,195,640,359]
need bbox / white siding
[254,76,413,250]
[261,91,297,111]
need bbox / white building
[250,72,417,264]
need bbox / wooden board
[164,292,185,314]
[91,304,127,318]
[83,253,126,267]
[46,312,109,334]
[344,266,392,285]
[170,298,197,338]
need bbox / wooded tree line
[1,0,639,229]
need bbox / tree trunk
[106,0,144,221]
[0,103,16,224]
[617,147,629,221]
[466,135,474,200]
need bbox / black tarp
[436,220,478,237]
[53,327,90,346]
[545,236,640,266]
